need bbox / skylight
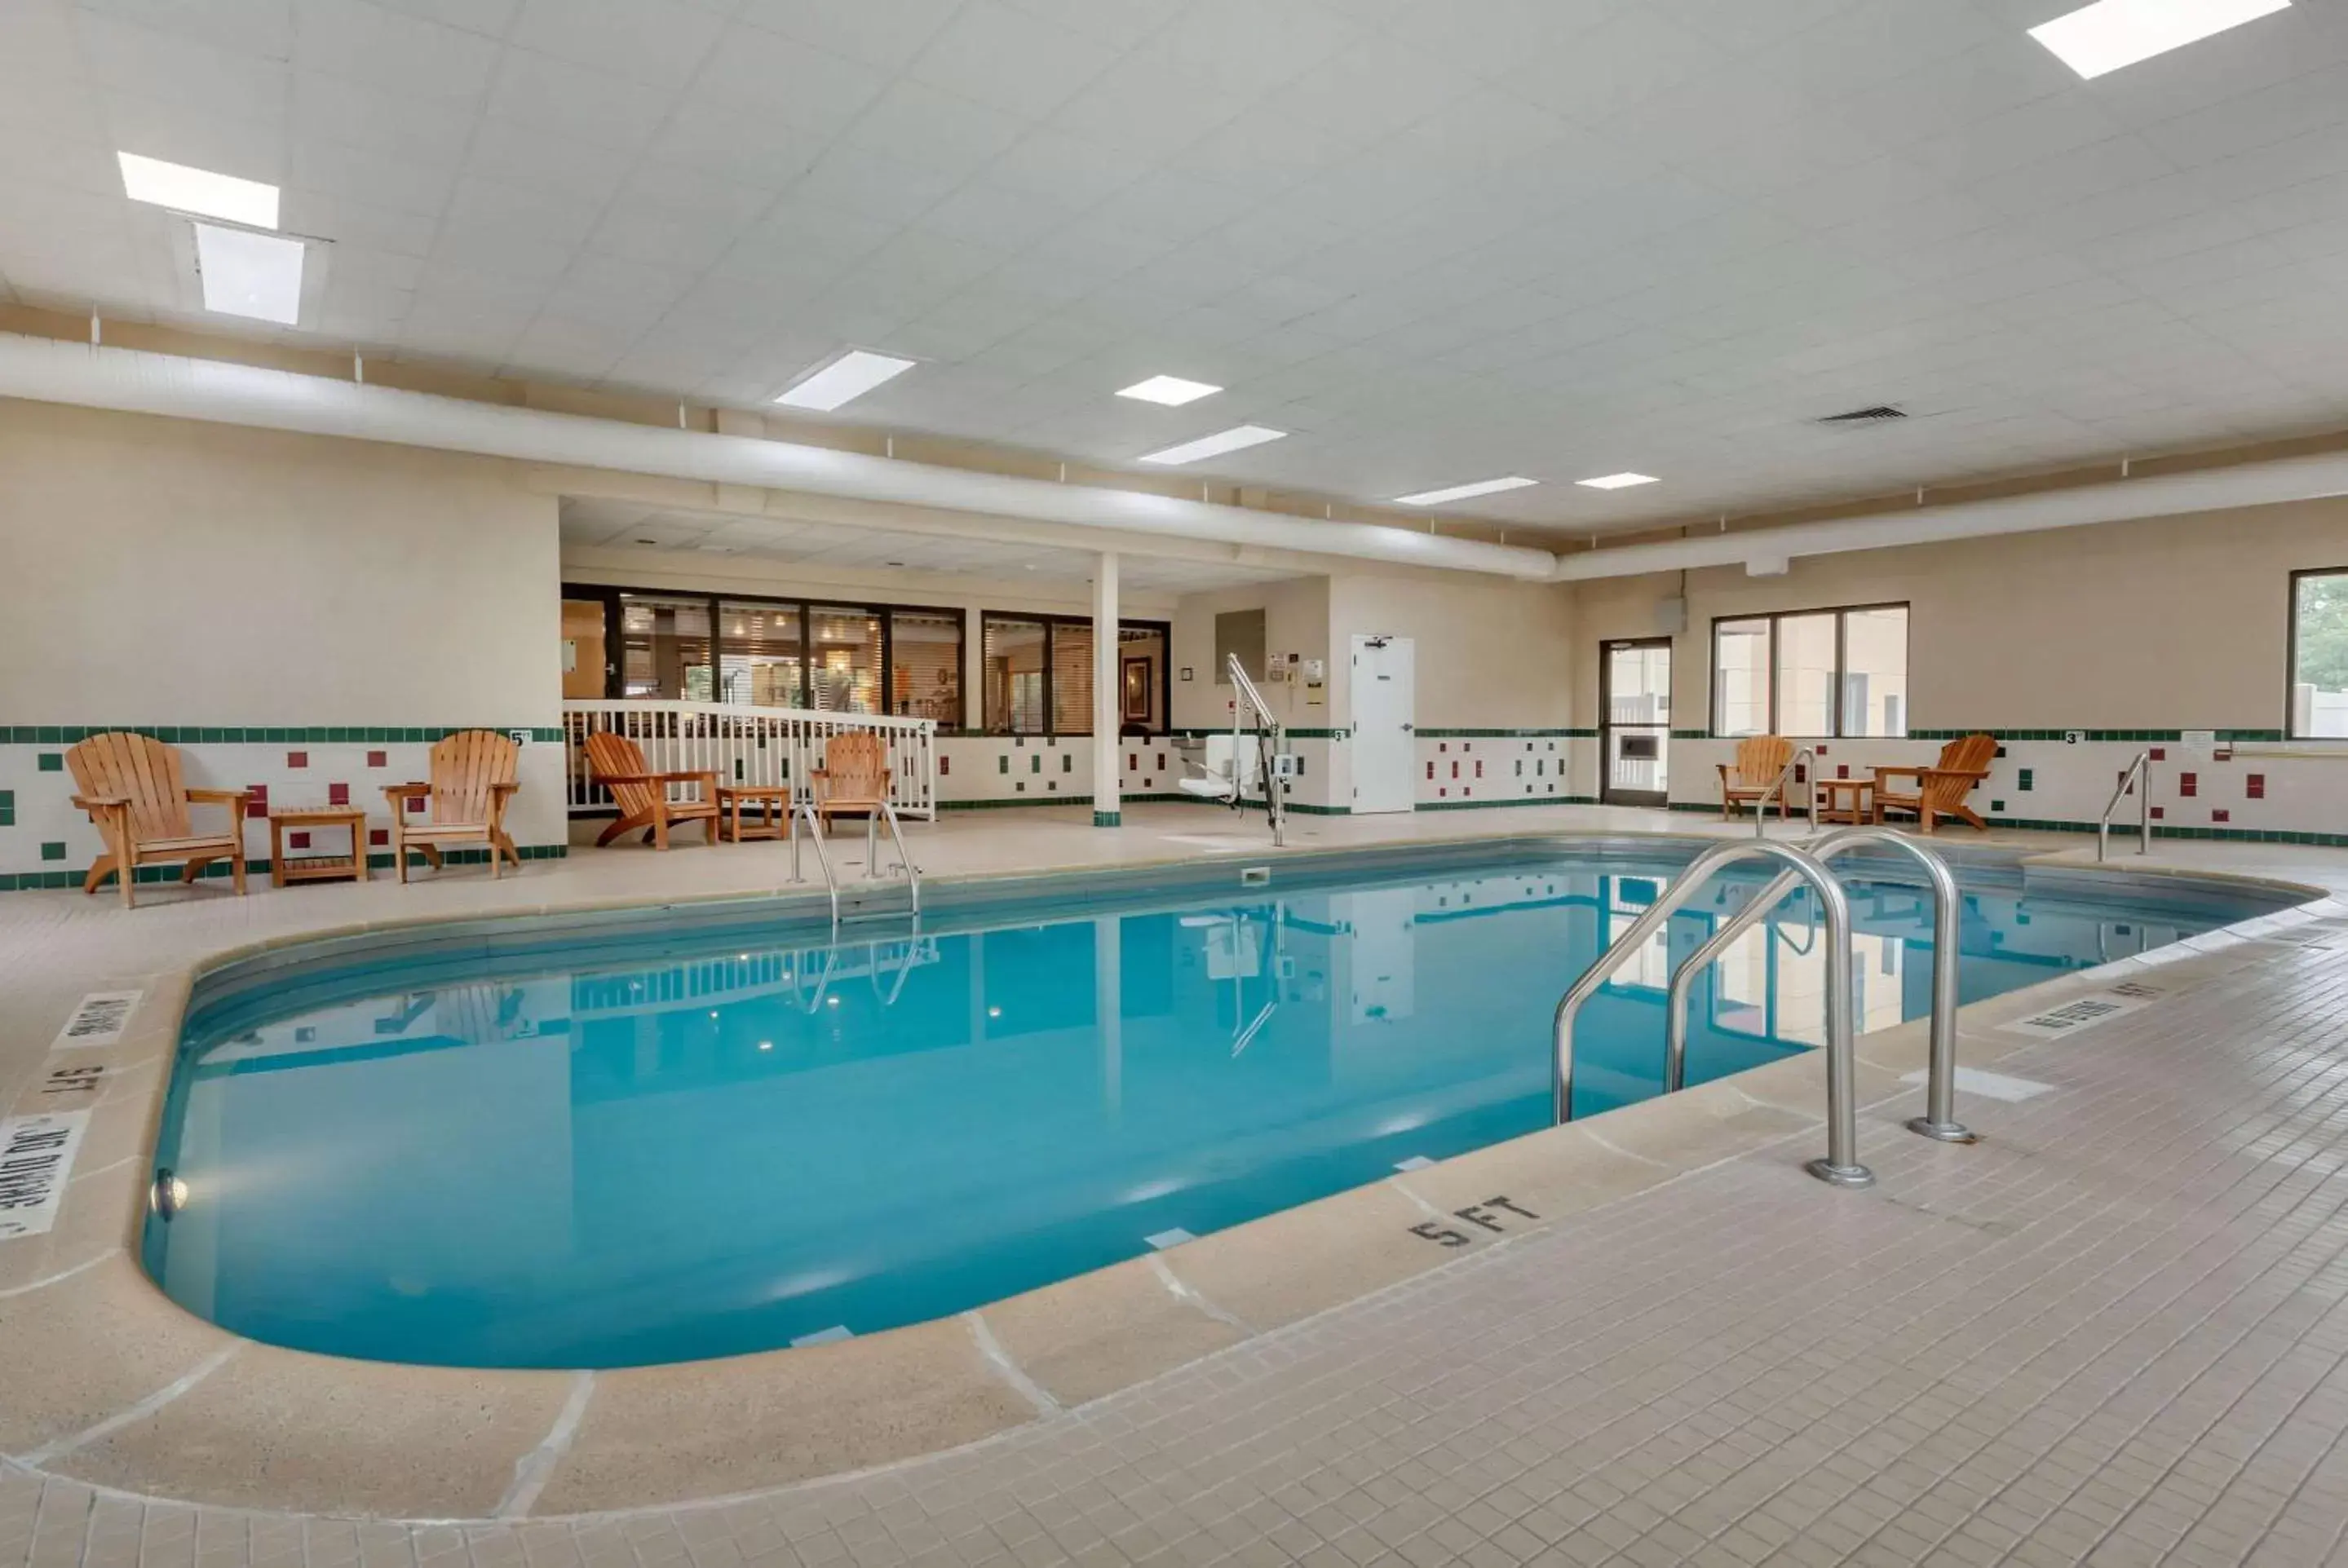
[775,349,918,412]
[2029,0,2289,80]
[1576,472,1660,490]
[1393,475,1538,506]
[1138,426,1287,466]
[193,223,304,325]
[1117,375,1223,406]
[117,152,280,228]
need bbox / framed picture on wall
[1122,656,1152,722]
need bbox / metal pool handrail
[788,798,840,927]
[1752,746,1820,837]
[1553,838,1873,1188]
[2099,749,2153,862]
[1665,827,1975,1146]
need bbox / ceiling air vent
[1815,404,1907,426]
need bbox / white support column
[1093,552,1120,826]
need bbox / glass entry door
[1600,638,1672,806]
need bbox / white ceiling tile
[364,0,521,35]
[904,0,1121,120]
[733,0,964,73]
[647,100,829,192]
[687,21,891,137]
[835,79,1033,178]
[1049,55,1254,161]
[486,46,675,152]
[75,0,293,56]
[290,0,500,101]
[586,166,776,272]
[506,0,727,90]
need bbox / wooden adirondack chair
[1873,733,1996,833]
[383,731,523,881]
[66,732,250,908]
[810,731,891,833]
[583,731,719,849]
[1717,735,1795,820]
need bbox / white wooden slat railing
[563,701,937,819]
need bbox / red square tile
[1424,762,1435,780]
[290,832,311,850]
[366,749,387,767]
[1449,761,1459,779]
[2213,808,2231,824]
[2150,746,2166,762]
[245,784,268,819]
[1126,753,1137,770]
[939,755,950,775]
[369,828,389,846]
[1836,763,1850,779]
[2151,806,2165,820]
[1815,744,1828,755]
[2247,773,2266,799]
[2178,771,2198,797]
[327,782,350,806]
[287,750,307,768]
[1474,761,1483,778]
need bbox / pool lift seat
[1178,653,1293,846]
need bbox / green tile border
[3,726,567,744]
[935,793,1201,812]
[1416,794,1598,812]
[0,844,569,891]
[1660,800,2348,846]
[1414,728,1596,739]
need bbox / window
[717,601,803,707]
[983,617,1047,734]
[981,614,1171,735]
[807,605,882,713]
[891,609,962,723]
[1712,603,1908,738]
[567,584,964,722]
[2291,569,2348,739]
[617,593,713,701]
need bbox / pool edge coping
[1,828,2333,1523]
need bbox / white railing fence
[563,701,937,820]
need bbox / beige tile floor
[5,802,2348,1565]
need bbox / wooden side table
[269,806,370,887]
[715,784,792,842]
[1815,777,1874,826]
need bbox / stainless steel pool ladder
[2098,750,2153,862]
[1551,831,1974,1188]
[1750,747,1820,837]
[788,798,922,925]
[1666,827,1974,1146]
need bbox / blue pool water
[144,847,2279,1369]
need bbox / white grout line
[1576,1125,1674,1168]
[493,1371,595,1520]
[15,1344,239,1467]
[1145,1253,1254,1334]
[66,1153,139,1185]
[961,1313,1060,1418]
[0,1248,119,1299]
[1386,1174,1451,1220]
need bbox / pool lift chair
[1177,653,1297,846]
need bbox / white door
[1350,634,1415,814]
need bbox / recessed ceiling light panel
[193,223,304,325]
[1392,475,1538,506]
[1576,472,1659,490]
[2029,0,2289,80]
[775,349,918,411]
[1138,425,1287,466]
[1117,375,1223,406]
[118,152,279,228]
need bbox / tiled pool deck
[5,803,2348,1566]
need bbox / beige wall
[1170,577,1333,731]
[1,400,558,727]
[1329,572,1577,731]
[1569,499,2348,735]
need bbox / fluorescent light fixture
[193,223,304,325]
[774,348,917,411]
[118,152,279,228]
[1576,471,1659,490]
[1117,374,1222,406]
[1138,425,1287,466]
[1392,475,1538,506]
[2028,0,2289,80]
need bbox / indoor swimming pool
[144,842,2290,1370]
